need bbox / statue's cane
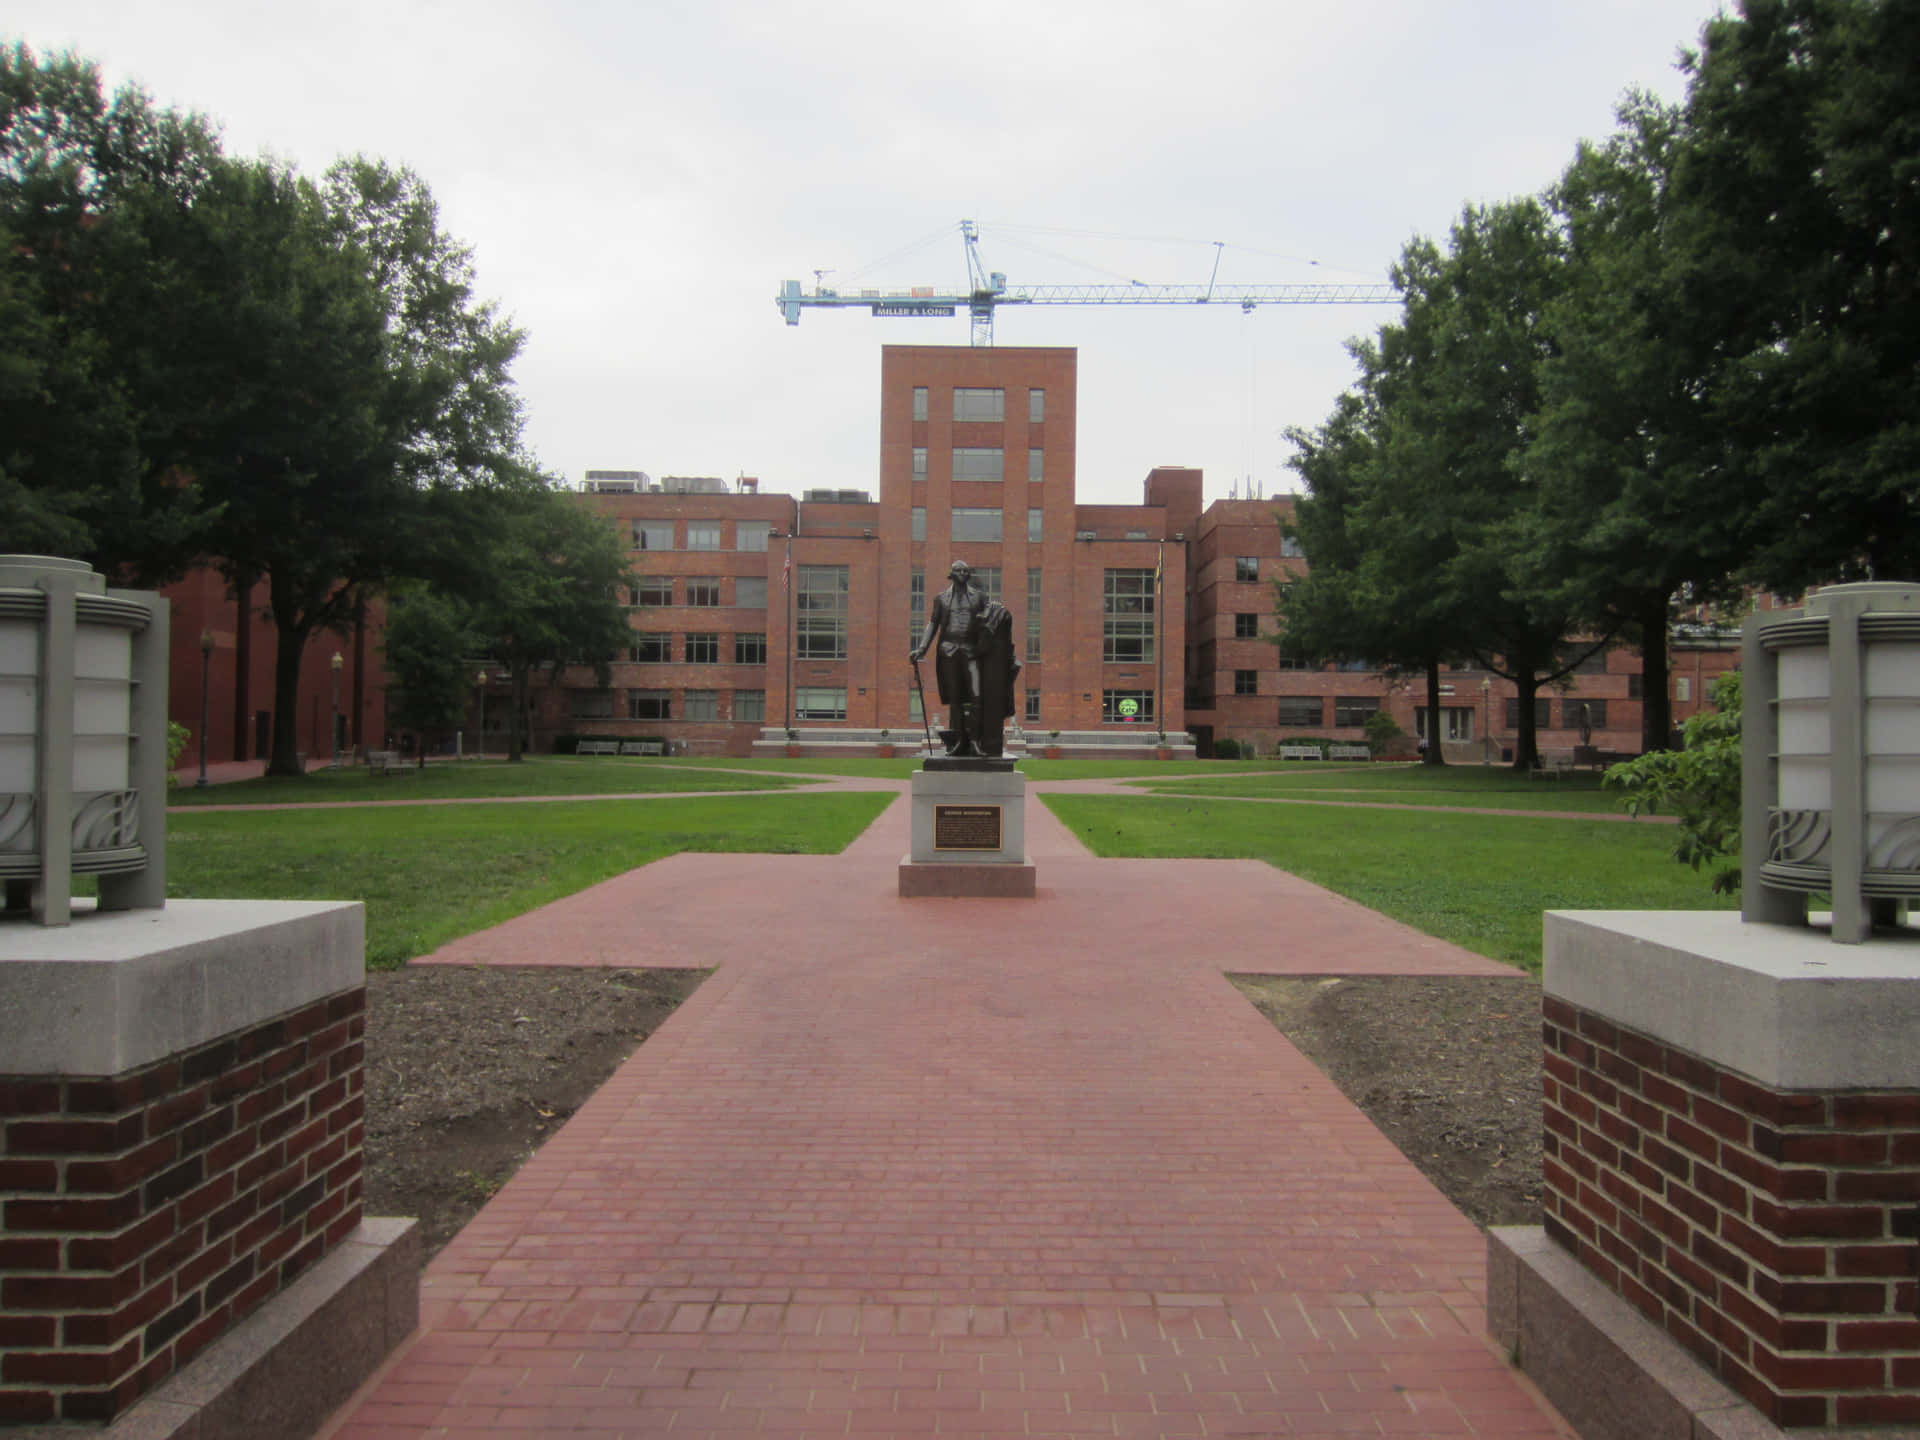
[910,655,936,755]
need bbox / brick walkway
[322,785,1572,1439]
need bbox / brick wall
[0,987,366,1425]
[1542,995,1920,1428]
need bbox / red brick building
[544,343,1739,761]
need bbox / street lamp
[475,670,488,759]
[329,650,344,769]
[1482,677,1492,766]
[196,629,214,788]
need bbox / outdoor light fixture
[197,628,214,788]
[329,649,344,769]
[0,555,168,925]
[1742,582,1920,943]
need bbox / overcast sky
[12,0,1727,508]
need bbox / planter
[784,744,801,758]
[1043,747,1063,760]
[1155,747,1174,761]
[876,744,895,758]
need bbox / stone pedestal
[1494,910,1920,1435]
[0,901,417,1431]
[898,760,1034,898]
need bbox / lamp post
[329,650,343,768]
[196,629,213,787]
[1482,677,1492,766]
[476,669,488,759]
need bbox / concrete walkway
[321,784,1572,1439]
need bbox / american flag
[782,540,791,591]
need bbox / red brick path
[322,785,1571,1438]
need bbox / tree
[381,582,478,765]
[459,485,635,762]
[0,43,220,573]
[1605,670,1742,891]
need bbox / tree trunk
[1638,593,1673,753]
[1422,659,1448,765]
[1510,675,1542,771]
[267,612,310,777]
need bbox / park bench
[1327,744,1371,761]
[576,740,620,756]
[1278,744,1324,761]
[366,749,406,776]
[619,740,665,756]
[1529,754,1576,781]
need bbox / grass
[1129,763,1630,814]
[167,757,810,806]
[1041,792,1734,973]
[690,755,1261,781]
[166,792,891,969]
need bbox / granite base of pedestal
[899,764,1034,898]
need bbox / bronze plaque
[934,804,1002,852]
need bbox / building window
[736,522,770,553]
[1276,697,1323,728]
[1026,569,1042,663]
[634,522,673,551]
[1126,530,1148,540]
[953,447,1004,481]
[636,576,673,607]
[1334,695,1380,728]
[1029,389,1045,423]
[1025,687,1041,722]
[685,633,720,664]
[794,686,846,721]
[1028,507,1043,543]
[571,689,614,719]
[958,566,1001,602]
[628,690,670,721]
[685,578,721,607]
[682,690,718,721]
[686,522,720,551]
[630,633,670,664]
[1675,676,1692,702]
[1563,698,1608,729]
[735,632,766,665]
[1234,613,1259,639]
[953,387,1004,422]
[735,577,767,609]
[1234,670,1258,696]
[912,386,928,422]
[1103,568,1156,664]
[1028,448,1043,482]
[1235,557,1259,582]
[1276,649,1312,671]
[909,567,924,649]
[1628,672,1644,700]
[911,506,926,542]
[1416,707,1476,742]
[912,447,927,478]
[1556,645,1610,676]
[734,689,766,723]
[1280,534,1304,559]
[1505,697,1553,729]
[1102,689,1155,724]
[796,565,849,659]
[953,507,1002,542]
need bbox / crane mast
[777,220,1397,346]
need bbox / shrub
[1605,671,1741,892]
[1213,737,1241,760]
[1363,710,1404,756]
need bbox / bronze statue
[910,560,1021,757]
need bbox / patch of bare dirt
[362,966,705,1257]
[1232,973,1544,1228]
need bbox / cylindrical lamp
[1743,582,1920,942]
[0,555,169,925]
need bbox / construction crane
[777,220,1398,346]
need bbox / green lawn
[689,755,1260,781]
[1041,793,1732,973]
[166,792,890,968]
[167,757,811,807]
[1130,764,1629,814]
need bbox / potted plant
[1043,729,1064,760]
[1154,729,1174,761]
[783,725,801,759]
[876,726,894,759]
